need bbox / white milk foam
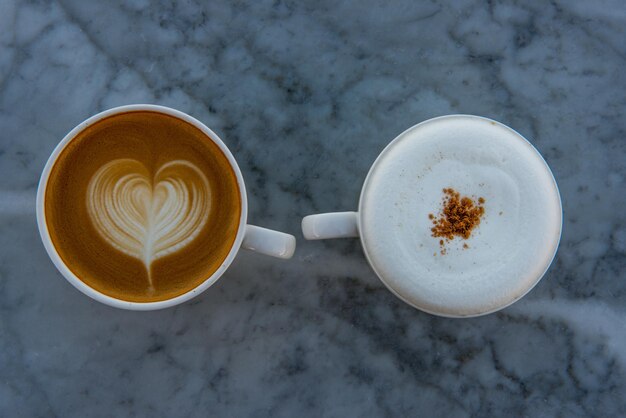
[87,159,211,289]
[360,116,561,316]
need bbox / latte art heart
[87,159,211,288]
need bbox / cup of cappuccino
[303,115,562,317]
[37,105,296,310]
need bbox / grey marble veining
[1,0,625,416]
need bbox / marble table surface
[1,0,625,416]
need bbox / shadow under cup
[38,107,246,307]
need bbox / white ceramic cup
[37,104,296,310]
[302,115,562,317]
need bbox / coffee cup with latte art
[37,105,296,310]
[302,115,562,317]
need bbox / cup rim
[356,114,563,318]
[36,104,248,311]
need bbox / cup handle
[241,225,296,259]
[301,212,359,240]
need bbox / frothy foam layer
[87,159,211,290]
[360,116,561,316]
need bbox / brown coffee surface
[45,111,242,302]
